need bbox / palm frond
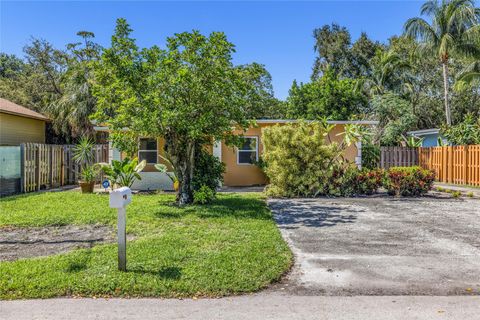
[404,17,439,44]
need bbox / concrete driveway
[268,195,480,296]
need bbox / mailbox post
[109,187,132,272]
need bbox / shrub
[193,185,216,204]
[192,148,225,192]
[262,121,345,197]
[384,166,435,196]
[451,191,462,198]
[467,192,474,198]
[361,137,380,170]
[341,167,384,196]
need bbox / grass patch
[0,191,292,299]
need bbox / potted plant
[73,137,98,193]
[78,164,101,193]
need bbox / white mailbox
[109,187,132,208]
[109,186,132,272]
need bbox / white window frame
[138,138,158,164]
[236,136,259,165]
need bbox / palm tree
[362,50,411,96]
[456,60,480,85]
[404,0,480,125]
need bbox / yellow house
[0,98,48,146]
[95,119,377,189]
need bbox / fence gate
[379,146,419,169]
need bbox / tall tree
[312,24,352,79]
[286,69,367,120]
[48,31,101,137]
[312,24,382,79]
[93,19,273,205]
[404,0,480,125]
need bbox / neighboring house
[407,128,447,147]
[0,98,48,146]
[94,119,378,189]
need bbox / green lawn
[0,191,292,299]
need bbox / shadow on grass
[151,195,271,220]
[195,196,271,220]
[129,266,182,280]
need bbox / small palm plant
[72,137,101,193]
[100,158,146,189]
[402,135,424,147]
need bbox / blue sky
[1,1,425,100]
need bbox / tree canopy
[92,18,274,204]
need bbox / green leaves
[100,157,146,188]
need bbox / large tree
[312,24,382,79]
[92,19,273,204]
[286,69,367,120]
[404,0,480,125]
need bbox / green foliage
[404,0,480,125]
[100,157,146,188]
[286,69,367,120]
[384,166,435,196]
[467,191,474,197]
[193,185,216,204]
[312,24,383,79]
[262,121,346,197]
[340,167,385,196]
[372,93,418,146]
[110,131,139,158]
[192,148,225,192]
[451,190,462,198]
[403,135,423,147]
[361,136,381,169]
[72,137,100,182]
[72,137,95,164]
[79,164,102,183]
[92,19,272,204]
[441,113,480,145]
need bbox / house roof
[0,98,49,121]
[255,119,379,125]
[407,128,440,136]
[93,119,379,132]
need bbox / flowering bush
[341,167,385,196]
[384,166,435,196]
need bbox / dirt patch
[0,225,115,261]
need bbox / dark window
[138,138,157,163]
[237,137,258,164]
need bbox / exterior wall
[113,123,359,188]
[0,113,46,146]
[131,172,174,191]
[221,123,358,187]
[421,133,440,147]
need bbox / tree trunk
[165,135,195,205]
[442,61,452,126]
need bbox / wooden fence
[419,145,480,186]
[379,146,419,169]
[21,143,108,193]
